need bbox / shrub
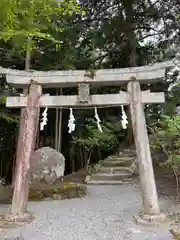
[150,114,180,192]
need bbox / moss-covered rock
[0,182,87,203]
[29,182,87,201]
[170,226,180,239]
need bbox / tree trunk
[55,90,59,151]
[55,88,62,152]
[122,0,160,216]
[122,0,137,147]
[57,102,62,152]
[5,82,42,221]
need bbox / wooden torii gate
[1,60,174,221]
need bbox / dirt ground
[63,169,87,183]
[64,167,179,199]
[154,166,179,199]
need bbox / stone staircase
[85,149,138,185]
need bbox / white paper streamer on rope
[121,105,128,129]
[94,107,103,132]
[40,107,48,131]
[68,108,76,133]
[40,94,49,131]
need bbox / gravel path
[0,184,174,240]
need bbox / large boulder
[30,147,65,184]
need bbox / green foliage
[0,111,19,123]
[150,115,180,168]
[69,118,124,170]
[0,0,83,51]
[83,119,119,152]
[0,80,19,123]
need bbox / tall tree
[120,0,137,146]
[0,0,82,222]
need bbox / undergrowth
[150,114,180,194]
[69,118,125,171]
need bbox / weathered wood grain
[6,91,165,108]
[1,60,174,88]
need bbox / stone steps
[107,155,136,161]
[99,166,133,174]
[85,149,138,185]
[122,149,136,153]
[90,172,132,181]
[103,157,135,167]
[86,179,132,185]
[107,155,135,160]
[119,152,136,157]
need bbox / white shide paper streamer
[40,107,48,131]
[68,108,76,133]
[94,107,103,132]
[121,105,128,129]
[40,94,50,131]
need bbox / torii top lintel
[0,60,174,88]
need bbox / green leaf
[0,0,83,51]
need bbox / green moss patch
[29,182,87,201]
[0,182,87,203]
[170,226,180,239]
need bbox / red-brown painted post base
[4,211,34,223]
[4,81,42,222]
